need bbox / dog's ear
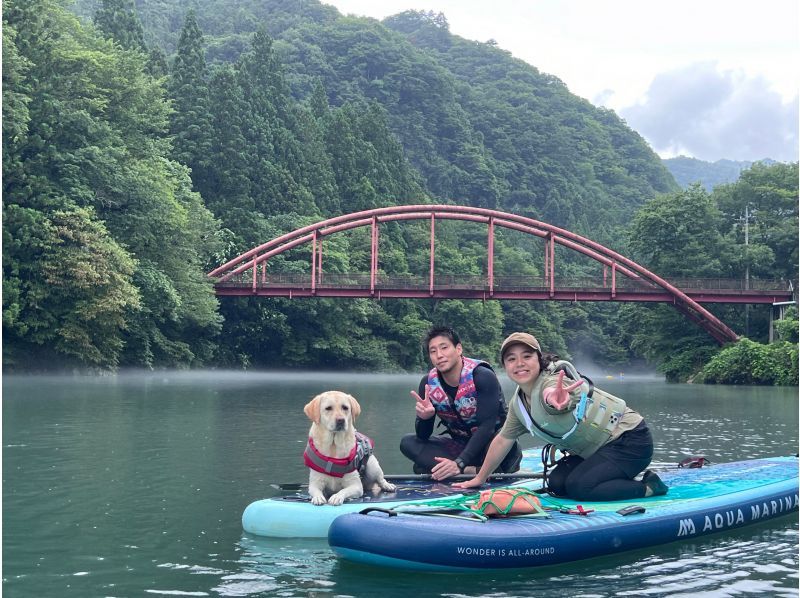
[304,395,321,423]
[348,394,361,421]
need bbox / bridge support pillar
[488,217,494,296]
[429,214,435,296]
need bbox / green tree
[204,64,252,222]
[115,161,223,367]
[427,299,505,364]
[713,162,799,282]
[774,307,798,344]
[308,78,329,119]
[628,185,730,277]
[168,10,212,193]
[3,0,142,368]
[236,29,317,219]
[146,45,169,78]
[93,0,146,52]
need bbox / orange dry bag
[474,488,543,517]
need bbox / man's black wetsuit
[400,364,522,474]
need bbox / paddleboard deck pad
[328,456,799,571]
[242,449,545,538]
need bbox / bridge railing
[213,273,791,293]
[665,278,791,291]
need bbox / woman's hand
[543,370,584,410]
[410,385,436,420]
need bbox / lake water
[3,372,798,597]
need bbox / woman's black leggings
[546,420,654,501]
[399,434,522,474]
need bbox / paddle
[271,457,711,491]
[272,471,544,491]
[383,472,544,482]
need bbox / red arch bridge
[208,205,794,345]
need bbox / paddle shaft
[383,472,543,482]
[273,472,543,491]
[272,461,703,491]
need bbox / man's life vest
[427,357,506,439]
[303,431,374,477]
[511,360,627,457]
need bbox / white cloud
[620,63,799,162]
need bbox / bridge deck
[214,274,793,304]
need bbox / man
[399,326,522,480]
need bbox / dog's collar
[303,431,373,477]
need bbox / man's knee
[399,433,420,458]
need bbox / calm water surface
[3,372,798,597]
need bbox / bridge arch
[208,204,740,344]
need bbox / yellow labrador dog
[303,390,396,505]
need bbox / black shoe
[412,464,430,475]
[642,470,668,496]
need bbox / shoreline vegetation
[3,1,797,384]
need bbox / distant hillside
[662,156,776,191]
[71,1,677,241]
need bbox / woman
[454,332,668,500]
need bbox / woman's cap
[500,332,541,361]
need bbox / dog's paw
[380,481,397,492]
[310,495,327,506]
[327,493,346,506]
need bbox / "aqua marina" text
[677,493,798,537]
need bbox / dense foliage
[4,0,797,379]
[625,164,798,381]
[698,338,798,386]
[3,0,221,369]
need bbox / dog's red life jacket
[303,431,374,477]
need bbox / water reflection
[230,519,798,597]
[221,536,336,596]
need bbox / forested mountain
[70,0,677,236]
[4,0,796,378]
[663,156,777,191]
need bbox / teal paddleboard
[242,448,544,538]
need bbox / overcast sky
[323,0,799,163]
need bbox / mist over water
[3,371,797,597]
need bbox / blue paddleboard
[328,456,799,571]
